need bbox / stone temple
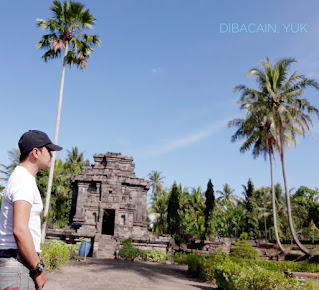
[70,152,149,239]
[63,152,170,258]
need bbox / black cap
[18,130,63,154]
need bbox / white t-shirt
[0,166,43,252]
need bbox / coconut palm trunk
[279,142,310,254]
[41,43,69,243]
[269,151,285,252]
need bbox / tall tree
[148,170,165,201]
[242,179,260,239]
[167,182,181,240]
[216,183,241,205]
[204,179,215,238]
[229,106,285,251]
[149,190,169,235]
[183,187,205,238]
[37,1,100,241]
[230,57,319,254]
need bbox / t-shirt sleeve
[11,182,34,205]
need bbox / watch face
[36,261,45,273]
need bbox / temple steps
[93,234,118,259]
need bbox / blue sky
[1,0,318,197]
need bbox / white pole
[41,43,69,243]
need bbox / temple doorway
[102,209,115,235]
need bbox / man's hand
[34,270,48,290]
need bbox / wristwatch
[30,260,45,275]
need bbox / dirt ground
[44,258,216,290]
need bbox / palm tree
[0,148,20,182]
[217,183,241,205]
[149,190,169,235]
[187,187,205,237]
[229,108,285,251]
[231,57,319,254]
[148,170,165,201]
[65,146,85,175]
[37,1,100,242]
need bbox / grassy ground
[305,278,319,288]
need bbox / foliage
[217,183,241,204]
[0,148,20,182]
[214,258,312,290]
[204,179,215,238]
[119,238,167,262]
[240,232,248,240]
[148,170,165,201]
[231,257,319,274]
[36,147,85,228]
[118,238,143,261]
[170,252,188,264]
[66,243,81,259]
[229,57,319,254]
[229,240,259,260]
[180,187,205,239]
[167,182,181,241]
[186,251,314,289]
[186,252,207,277]
[37,0,100,70]
[143,250,167,262]
[41,240,70,270]
[243,179,260,239]
[149,190,169,235]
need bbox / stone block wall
[70,152,150,240]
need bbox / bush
[186,252,215,279]
[229,240,259,260]
[118,238,143,261]
[231,257,319,274]
[41,240,70,270]
[240,232,248,240]
[67,243,81,259]
[213,253,313,289]
[170,252,188,264]
[119,238,167,262]
[186,252,206,277]
[143,250,166,262]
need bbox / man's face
[37,146,53,169]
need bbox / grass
[305,278,319,288]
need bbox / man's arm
[13,200,48,289]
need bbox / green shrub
[186,252,206,277]
[229,240,259,260]
[41,240,70,270]
[119,238,170,262]
[231,257,319,274]
[143,250,167,262]
[240,232,248,240]
[171,252,188,264]
[118,246,142,260]
[186,252,215,279]
[118,238,143,261]
[67,243,81,259]
[213,253,313,289]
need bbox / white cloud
[151,66,163,74]
[138,120,227,159]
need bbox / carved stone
[70,152,150,240]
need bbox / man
[0,130,62,290]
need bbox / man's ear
[30,148,40,160]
